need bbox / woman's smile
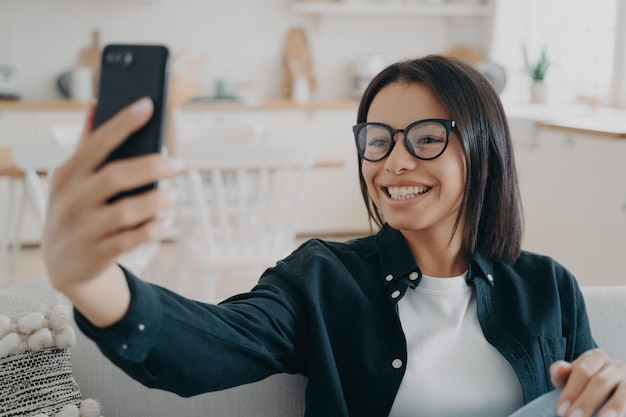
[385,184,432,201]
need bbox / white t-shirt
[388,274,524,417]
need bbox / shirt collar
[468,248,495,287]
[374,223,495,288]
[375,224,422,288]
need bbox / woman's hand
[551,348,626,417]
[42,97,183,325]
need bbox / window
[491,0,624,107]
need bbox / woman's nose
[384,134,418,175]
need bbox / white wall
[613,0,626,107]
[0,0,489,100]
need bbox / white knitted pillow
[0,278,103,417]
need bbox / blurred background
[1,0,625,297]
[0,0,622,105]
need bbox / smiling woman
[43,54,626,417]
[355,56,521,265]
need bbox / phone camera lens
[123,52,133,66]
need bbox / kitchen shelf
[0,98,360,112]
[290,2,494,17]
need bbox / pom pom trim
[28,398,103,417]
[0,305,75,358]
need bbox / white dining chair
[171,142,318,300]
[0,130,165,285]
[0,144,74,284]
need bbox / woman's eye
[368,137,390,148]
[416,135,444,145]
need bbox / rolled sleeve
[72,265,306,396]
[74,266,162,363]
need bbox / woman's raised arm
[43,97,183,328]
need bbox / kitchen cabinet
[0,111,33,146]
[0,108,87,244]
[0,108,87,146]
[516,128,626,285]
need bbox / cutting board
[283,28,317,100]
[76,30,102,96]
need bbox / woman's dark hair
[356,54,523,263]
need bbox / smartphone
[94,44,170,203]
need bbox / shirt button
[121,344,128,351]
[409,272,419,281]
[392,359,403,369]
[385,274,394,282]
[487,274,494,282]
[138,324,145,331]
[391,290,401,299]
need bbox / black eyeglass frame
[353,118,456,162]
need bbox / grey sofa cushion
[581,286,626,362]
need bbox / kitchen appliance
[0,67,19,99]
[215,79,239,100]
[476,60,507,94]
[352,53,386,99]
[57,71,72,97]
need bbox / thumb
[550,360,572,388]
[76,101,97,151]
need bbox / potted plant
[523,46,550,103]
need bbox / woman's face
[362,82,466,238]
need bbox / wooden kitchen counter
[0,144,343,178]
[537,119,626,139]
[0,98,360,112]
[183,98,359,111]
[505,103,626,140]
[0,99,90,111]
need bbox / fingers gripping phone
[94,44,170,203]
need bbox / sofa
[3,280,626,417]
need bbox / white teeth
[387,186,430,200]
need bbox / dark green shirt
[76,224,596,417]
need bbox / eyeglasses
[353,118,456,162]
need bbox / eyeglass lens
[357,120,449,161]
